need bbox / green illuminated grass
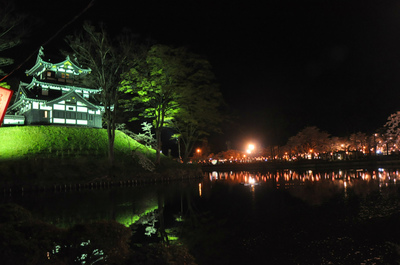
[0,125,200,185]
[0,125,154,160]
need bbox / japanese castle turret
[5,47,103,128]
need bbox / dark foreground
[1,171,400,264]
[186,181,400,264]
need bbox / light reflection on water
[196,168,400,264]
[205,168,400,205]
[208,169,400,184]
[1,169,400,264]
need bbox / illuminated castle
[5,47,103,128]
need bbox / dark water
[3,169,400,264]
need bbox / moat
[2,168,400,264]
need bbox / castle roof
[9,87,103,112]
[24,77,101,93]
[25,46,92,77]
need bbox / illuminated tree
[385,111,400,137]
[384,111,400,154]
[349,132,370,158]
[215,149,243,161]
[285,126,330,158]
[65,22,136,165]
[121,45,223,164]
[120,45,185,164]
[170,52,223,163]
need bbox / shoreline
[0,156,203,192]
[201,156,400,172]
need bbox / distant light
[249,177,255,185]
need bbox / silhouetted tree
[285,126,330,158]
[65,22,136,165]
[0,1,27,78]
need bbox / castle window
[61,73,70,79]
[66,112,76,119]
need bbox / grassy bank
[0,126,201,186]
[0,125,152,159]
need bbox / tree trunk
[177,137,182,162]
[107,124,115,166]
[155,128,161,164]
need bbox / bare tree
[65,22,136,165]
[0,1,27,77]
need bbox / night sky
[8,0,400,151]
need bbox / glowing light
[198,183,202,197]
[249,176,255,185]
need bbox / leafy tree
[133,121,157,149]
[170,51,223,163]
[120,44,185,164]
[65,22,136,165]
[121,45,223,164]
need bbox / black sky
[9,0,400,151]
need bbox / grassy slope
[0,125,154,160]
[0,126,200,185]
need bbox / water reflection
[206,169,400,205]
[2,169,400,264]
[1,185,171,228]
[198,169,400,264]
[208,168,400,184]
